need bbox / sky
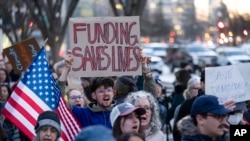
[223,0,250,15]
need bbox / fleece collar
[87,101,116,112]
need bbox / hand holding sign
[139,47,150,68]
[223,100,235,111]
[64,50,73,68]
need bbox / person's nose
[75,98,81,101]
[45,129,52,136]
[132,115,139,123]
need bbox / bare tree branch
[109,0,119,16]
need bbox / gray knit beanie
[35,111,61,138]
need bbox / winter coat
[166,84,185,124]
[173,89,205,141]
[142,68,158,98]
[157,98,167,129]
[145,129,166,141]
[177,116,226,141]
[57,77,115,129]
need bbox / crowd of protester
[1,46,250,141]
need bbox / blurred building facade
[65,0,250,45]
[72,0,113,17]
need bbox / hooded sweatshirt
[72,101,115,129]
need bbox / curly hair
[125,90,161,137]
[90,77,114,93]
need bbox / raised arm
[140,47,158,98]
[58,50,73,96]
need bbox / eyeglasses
[206,114,228,122]
[192,87,200,90]
[136,105,151,112]
[96,88,113,93]
[69,95,84,100]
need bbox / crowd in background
[1,47,250,141]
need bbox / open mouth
[103,98,110,101]
[140,115,147,121]
[219,123,229,130]
[76,104,81,107]
[132,125,138,130]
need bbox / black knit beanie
[35,111,61,138]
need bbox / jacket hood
[177,116,227,141]
[87,101,116,112]
[177,116,200,136]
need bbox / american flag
[2,47,81,140]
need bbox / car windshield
[143,48,154,56]
[187,47,210,53]
[224,50,247,56]
[153,47,166,51]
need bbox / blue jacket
[72,102,115,129]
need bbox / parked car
[166,44,193,72]
[240,42,250,55]
[167,44,218,72]
[185,44,219,69]
[141,42,168,59]
[142,47,154,56]
[215,47,250,65]
[147,55,165,75]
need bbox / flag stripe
[57,111,73,140]
[7,94,37,125]
[3,47,81,141]
[16,82,51,110]
[2,103,35,138]
[14,87,42,113]
[58,99,77,140]
[57,97,81,140]
[3,82,53,139]
[57,109,74,140]
[59,98,80,131]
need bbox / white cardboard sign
[68,16,142,77]
[205,63,250,104]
